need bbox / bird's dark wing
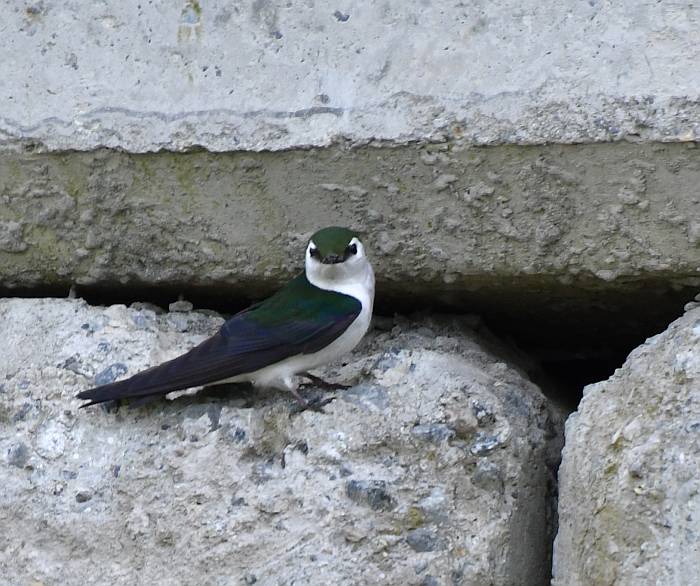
[76,273,362,406]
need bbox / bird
[76,226,375,409]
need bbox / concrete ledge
[2,142,698,290]
[1,1,699,152]
[2,141,698,356]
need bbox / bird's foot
[289,386,336,414]
[299,372,351,391]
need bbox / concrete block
[0,1,698,152]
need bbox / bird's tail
[76,333,237,407]
[76,361,187,407]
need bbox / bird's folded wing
[76,286,361,406]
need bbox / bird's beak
[321,254,343,264]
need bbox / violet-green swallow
[77,227,375,408]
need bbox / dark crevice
[1,279,696,413]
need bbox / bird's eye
[347,243,357,255]
[309,247,320,258]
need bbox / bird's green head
[305,226,372,287]
[307,226,362,265]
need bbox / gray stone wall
[2,1,699,152]
[1,1,700,584]
[2,144,699,291]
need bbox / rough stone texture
[553,303,700,585]
[0,298,563,586]
[2,1,699,360]
[1,143,698,354]
[1,1,699,152]
[2,144,699,291]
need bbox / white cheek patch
[349,237,363,257]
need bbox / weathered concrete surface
[1,142,698,353]
[0,298,563,586]
[553,301,700,585]
[1,143,699,291]
[1,1,699,152]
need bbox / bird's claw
[299,372,351,391]
[306,395,337,412]
[289,393,337,415]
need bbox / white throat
[305,257,375,311]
